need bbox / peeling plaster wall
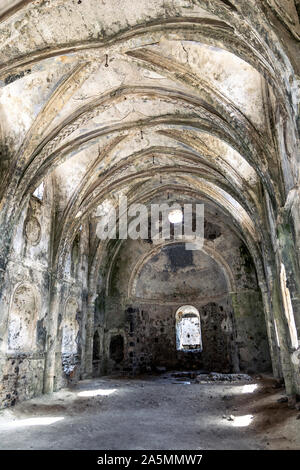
[0,185,52,408]
[0,179,90,408]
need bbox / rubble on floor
[163,370,253,384]
[195,372,252,383]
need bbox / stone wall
[232,291,271,373]
[95,215,272,376]
[0,355,45,408]
[0,181,89,408]
[0,188,52,408]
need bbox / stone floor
[0,373,299,450]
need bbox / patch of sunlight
[242,384,258,394]
[232,415,254,427]
[9,417,64,427]
[77,388,116,397]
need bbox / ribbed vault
[0,0,299,406]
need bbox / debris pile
[195,372,252,383]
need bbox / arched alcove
[109,335,124,364]
[133,243,229,302]
[7,283,39,353]
[93,330,101,361]
[70,233,80,278]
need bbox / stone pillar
[43,278,62,394]
[271,269,299,396]
[228,292,240,373]
[259,280,282,379]
[78,222,89,380]
[276,218,300,395]
[82,292,97,379]
[264,192,300,395]
[277,219,300,332]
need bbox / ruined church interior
[0,0,299,451]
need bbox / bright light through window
[168,209,183,224]
[33,182,44,201]
[176,305,202,352]
[77,389,116,397]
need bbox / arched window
[175,305,202,351]
[33,182,44,201]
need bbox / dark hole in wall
[71,233,80,277]
[93,331,101,361]
[109,335,124,363]
[204,220,222,240]
[219,0,238,12]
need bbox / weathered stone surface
[0,0,299,413]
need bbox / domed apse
[99,241,271,375]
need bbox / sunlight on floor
[242,384,258,394]
[3,417,64,428]
[77,388,116,397]
[232,415,254,427]
[228,383,259,396]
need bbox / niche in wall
[7,283,39,353]
[109,335,124,364]
[71,233,80,278]
[93,330,101,361]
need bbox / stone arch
[127,241,235,299]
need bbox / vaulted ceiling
[0,0,299,273]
